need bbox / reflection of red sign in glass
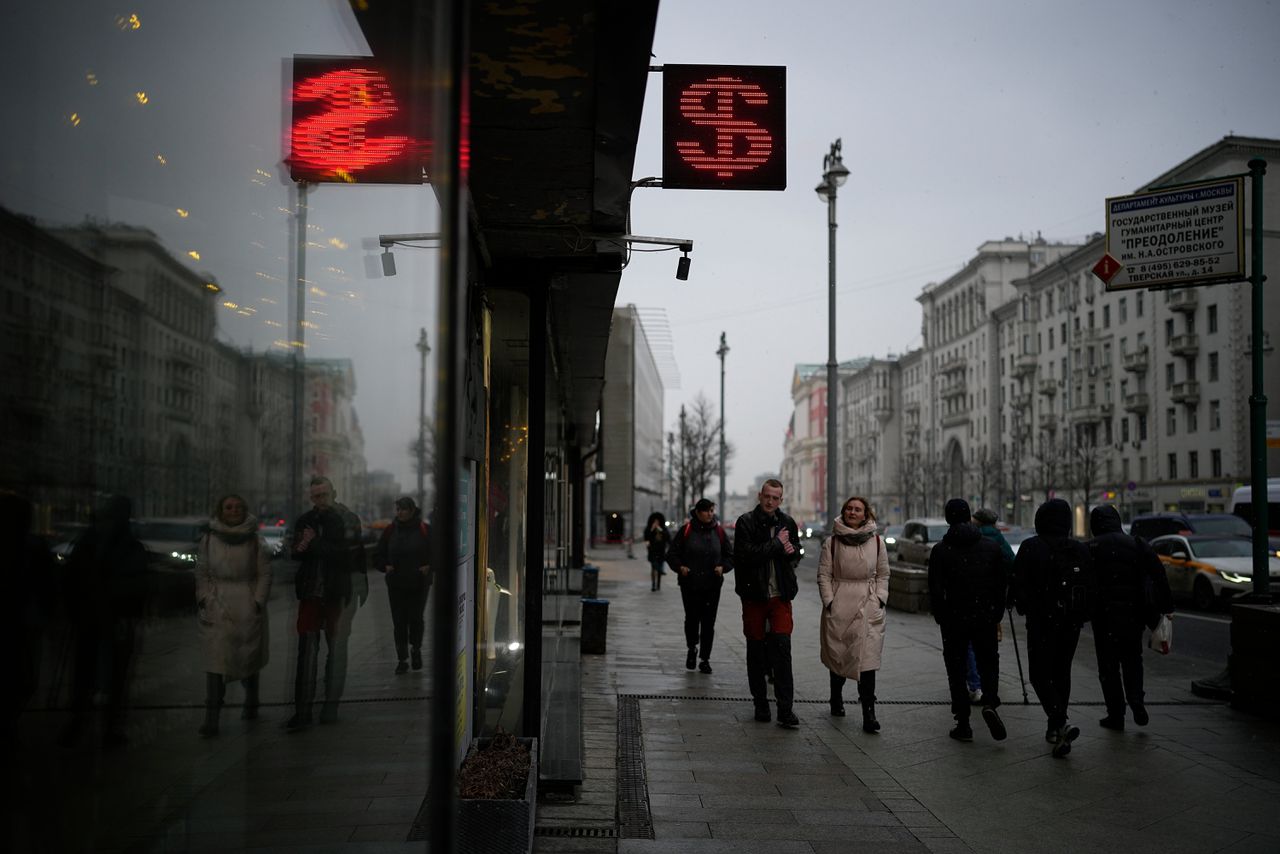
[663,65,786,191]
[287,56,426,184]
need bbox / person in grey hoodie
[1012,498,1096,758]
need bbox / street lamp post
[815,139,850,528]
[717,332,729,517]
[416,328,431,510]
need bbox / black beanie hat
[944,498,971,525]
[693,498,715,513]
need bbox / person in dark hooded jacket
[928,499,1009,743]
[374,497,432,675]
[666,499,733,673]
[1012,497,1096,757]
[1087,504,1173,730]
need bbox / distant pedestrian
[374,497,432,675]
[644,512,670,592]
[666,499,732,674]
[1012,498,1096,757]
[286,476,367,730]
[1087,504,1173,730]
[817,495,889,733]
[733,479,803,728]
[195,494,272,737]
[928,499,1009,743]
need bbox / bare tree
[674,392,734,509]
[1030,433,1067,501]
[973,446,1005,511]
[1064,423,1110,522]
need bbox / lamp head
[826,159,850,187]
[381,249,397,277]
[814,180,832,201]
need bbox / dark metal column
[522,283,547,738]
[1247,158,1271,600]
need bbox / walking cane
[1007,610,1029,704]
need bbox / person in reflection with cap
[666,498,732,674]
[374,497,433,675]
[928,499,1010,744]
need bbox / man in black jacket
[1013,498,1096,757]
[667,498,733,674]
[733,479,803,727]
[928,498,1009,743]
[287,475,367,730]
[1088,504,1173,730]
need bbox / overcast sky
[3,0,1279,497]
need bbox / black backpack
[1049,542,1091,623]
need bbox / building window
[1210,400,1221,430]
[1049,328,1054,350]
[1121,417,1130,443]
[1211,448,1222,477]
[1208,352,1218,382]
[1189,451,1199,479]
[1138,413,1148,440]
[1103,305,1111,328]
[1208,304,1218,333]
[1166,407,1176,435]
[1088,310,1095,329]
[1136,292,1144,317]
[1187,405,1197,434]
[1168,453,1177,479]
[1119,297,1127,324]
[1165,362,1175,390]
[1164,318,1174,344]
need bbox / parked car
[1228,480,1280,556]
[132,517,208,570]
[1150,533,1280,610]
[896,518,949,567]
[1129,512,1253,542]
[257,517,289,559]
[1002,527,1033,556]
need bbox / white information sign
[1094,177,1244,291]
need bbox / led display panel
[662,64,786,191]
[286,55,427,184]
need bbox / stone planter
[458,737,538,854]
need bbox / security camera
[676,252,690,281]
[381,249,397,277]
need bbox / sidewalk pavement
[534,548,1280,854]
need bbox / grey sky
[3,1,1279,497]
[622,0,1280,494]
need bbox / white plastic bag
[1149,615,1173,655]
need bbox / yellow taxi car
[1150,534,1280,610]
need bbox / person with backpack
[928,499,1009,743]
[817,495,890,732]
[1087,504,1173,730]
[666,499,733,673]
[1012,497,1096,757]
[644,512,670,592]
[374,496,433,675]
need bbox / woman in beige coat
[817,495,890,732]
[196,494,272,736]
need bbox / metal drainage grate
[616,695,654,840]
[619,693,1221,706]
[536,826,618,838]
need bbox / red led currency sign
[287,56,424,184]
[663,65,786,191]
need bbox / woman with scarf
[817,495,890,732]
[196,494,272,737]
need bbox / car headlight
[884,536,897,545]
[170,550,197,563]
[799,547,806,556]
[1219,571,1250,584]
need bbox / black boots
[241,673,260,720]
[686,647,697,670]
[861,699,880,733]
[199,672,225,737]
[829,671,846,717]
[411,646,423,670]
[857,671,879,733]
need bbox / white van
[1229,478,1280,537]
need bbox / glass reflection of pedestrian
[644,512,669,592]
[60,495,148,748]
[286,476,366,730]
[195,494,272,737]
[373,497,432,675]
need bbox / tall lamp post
[416,328,431,510]
[717,332,729,517]
[815,139,850,528]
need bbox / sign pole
[1246,158,1271,601]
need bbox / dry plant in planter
[458,730,532,799]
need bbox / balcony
[1170,333,1199,357]
[1122,347,1149,373]
[1038,412,1058,431]
[1123,392,1150,412]
[1168,289,1198,313]
[937,354,967,375]
[1069,402,1107,423]
[939,377,967,400]
[1073,327,1102,345]
[1013,352,1038,377]
[1011,392,1032,411]
[873,401,893,421]
[941,409,971,428]
[1171,380,1201,404]
[1038,378,1059,396]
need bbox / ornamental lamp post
[815,139,849,530]
[717,332,729,518]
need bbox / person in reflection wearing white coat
[817,495,890,733]
[196,494,272,737]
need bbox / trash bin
[581,566,599,599]
[580,598,609,654]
